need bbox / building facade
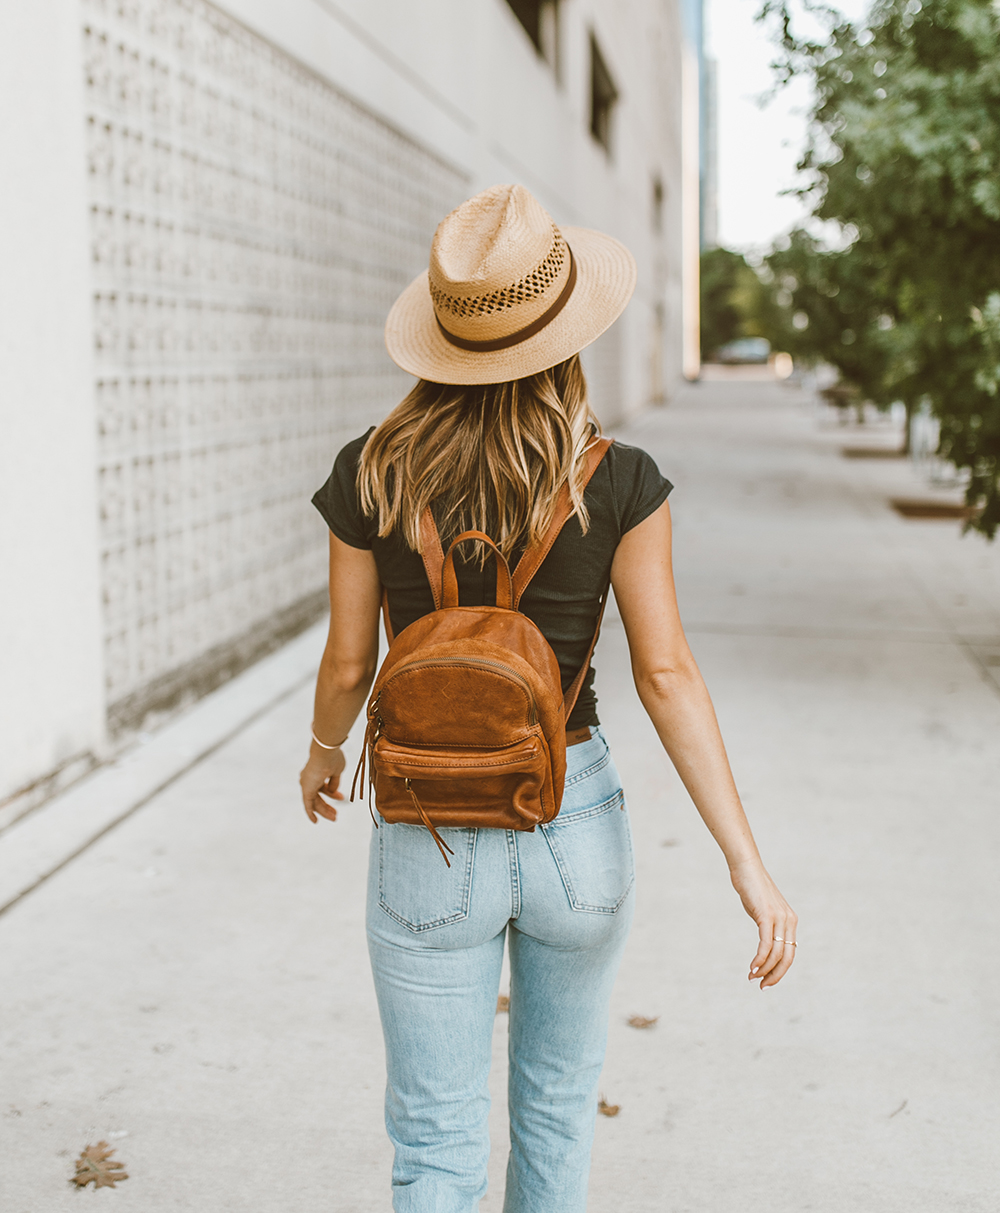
[0,0,694,810]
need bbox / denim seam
[505,829,521,919]
[548,866,634,915]
[564,748,611,787]
[377,825,477,933]
[378,903,469,933]
[543,788,624,827]
[540,791,633,914]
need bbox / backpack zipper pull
[351,712,376,810]
[405,778,455,867]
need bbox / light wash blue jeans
[366,728,635,1213]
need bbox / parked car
[714,337,771,364]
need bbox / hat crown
[428,185,571,340]
[431,184,554,294]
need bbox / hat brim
[384,226,637,386]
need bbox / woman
[300,184,796,1213]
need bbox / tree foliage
[700,247,751,359]
[757,230,898,400]
[700,246,793,360]
[756,0,1000,536]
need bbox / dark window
[505,0,559,65]
[589,34,618,153]
[652,176,665,232]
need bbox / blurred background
[701,0,1000,522]
[2,3,1000,1209]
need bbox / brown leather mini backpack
[352,438,612,864]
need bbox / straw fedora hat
[385,183,637,385]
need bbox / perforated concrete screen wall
[81,0,468,728]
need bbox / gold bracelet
[311,727,348,751]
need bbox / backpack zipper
[379,736,541,771]
[382,656,538,724]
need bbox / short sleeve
[608,441,673,535]
[311,429,375,549]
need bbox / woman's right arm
[609,499,797,988]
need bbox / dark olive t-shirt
[312,431,672,730]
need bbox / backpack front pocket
[373,734,552,827]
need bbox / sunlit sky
[707,0,868,252]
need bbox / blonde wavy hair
[358,355,599,562]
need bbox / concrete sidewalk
[2,379,999,1212]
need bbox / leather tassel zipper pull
[405,779,454,867]
[350,744,365,803]
[351,716,379,828]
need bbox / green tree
[700,246,791,359]
[756,230,898,404]
[699,246,753,359]
[759,0,1000,536]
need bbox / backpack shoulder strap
[562,586,608,721]
[383,508,445,645]
[381,588,394,644]
[510,434,613,722]
[418,506,445,609]
[511,436,613,609]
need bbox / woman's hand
[299,743,347,824]
[729,858,798,989]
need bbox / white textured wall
[79,0,468,723]
[0,0,106,801]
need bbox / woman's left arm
[299,533,382,824]
[611,500,798,988]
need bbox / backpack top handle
[417,435,614,612]
[440,531,514,609]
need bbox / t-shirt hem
[311,492,372,550]
[621,480,672,535]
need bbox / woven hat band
[435,247,577,353]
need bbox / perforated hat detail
[429,227,568,319]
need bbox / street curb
[0,620,328,917]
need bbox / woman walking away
[300,184,797,1213]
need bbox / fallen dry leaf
[496,995,510,1014]
[597,1097,620,1118]
[628,1015,659,1029]
[71,1141,129,1189]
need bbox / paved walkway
[3,378,999,1212]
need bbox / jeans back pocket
[378,823,477,932]
[540,790,633,913]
